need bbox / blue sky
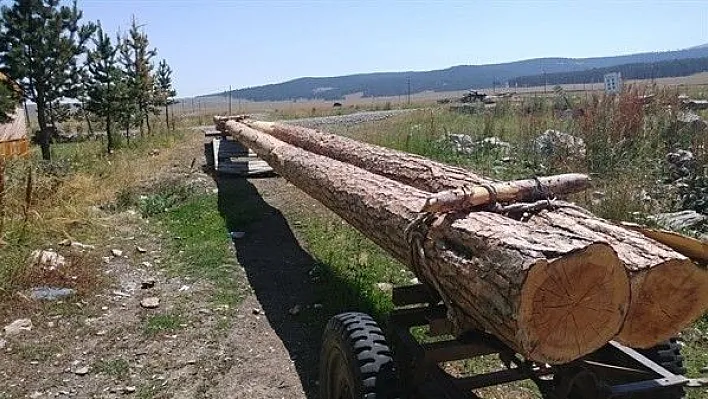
[77,0,708,97]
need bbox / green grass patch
[294,214,411,328]
[144,313,184,336]
[95,358,130,380]
[154,187,259,307]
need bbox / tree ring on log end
[617,259,708,348]
[518,243,629,364]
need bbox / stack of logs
[215,116,708,365]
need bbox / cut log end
[518,243,629,364]
[617,259,708,348]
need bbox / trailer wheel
[319,312,400,399]
[635,338,686,399]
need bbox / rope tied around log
[531,175,553,201]
[404,212,437,279]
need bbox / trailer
[319,283,703,399]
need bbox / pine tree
[85,23,121,153]
[119,17,156,135]
[0,79,21,124]
[0,0,95,160]
[155,59,176,130]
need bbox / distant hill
[510,56,708,87]
[204,45,708,101]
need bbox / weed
[0,128,188,300]
[15,343,60,361]
[137,181,196,217]
[96,358,130,380]
[155,193,245,307]
[144,313,184,335]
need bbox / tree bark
[106,113,113,154]
[145,110,151,135]
[243,120,708,349]
[80,101,94,136]
[242,120,491,190]
[223,121,631,364]
[35,101,51,160]
[164,104,169,129]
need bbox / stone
[141,279,156,289]
[533,129,586,158]
[102,257,111,264]
[676,111,708,132]
[124,386,136,393]
[666,149,695,181]
[111,249,124,257]
[0,338,6,349]
[136,246,147,253]
[288,305,301,316]
[650,210,707,231]
[71,242,95,250]
[73,366,89,376]
[4,318,33,336]
[252,308,261,315]
[229,231,246,239]
[446,134,511,155]
[30,287,75,301]
[30,250,66,271]
[140,297,160,309]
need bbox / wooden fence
[0,138,29,159]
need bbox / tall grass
[340,87,706,222]
[0,126,188,297]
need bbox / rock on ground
[533,129,586,158]
[30,250,66,271]
[29,287,75,301]
[650,210,707,231]
[4,319,33,336]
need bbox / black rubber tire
[319,312,400,399]
[635,338,686,399]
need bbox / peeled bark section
[245,119,707,349]
[222,121,630,364]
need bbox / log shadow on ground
[214,175,385,398]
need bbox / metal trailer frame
[388,283,697,399]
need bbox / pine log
[246,120,708,348]
[223,120,630,364]
[422,174,590,213]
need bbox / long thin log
[422,174,590,213]
[245,120,708,349]
[223,120,630,364]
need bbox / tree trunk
[35,102,51,160]
[165,104,169,130]
[106,113,114,154]
[241,120,708,349]
[243,120,490,190]
[223,121,631,364]
[145,110,151,135]
[125,121,130,146]
[80,101,94,136]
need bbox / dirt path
[0,133,320,399]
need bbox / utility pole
[228,85,232,115]
[406,77,411,105]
